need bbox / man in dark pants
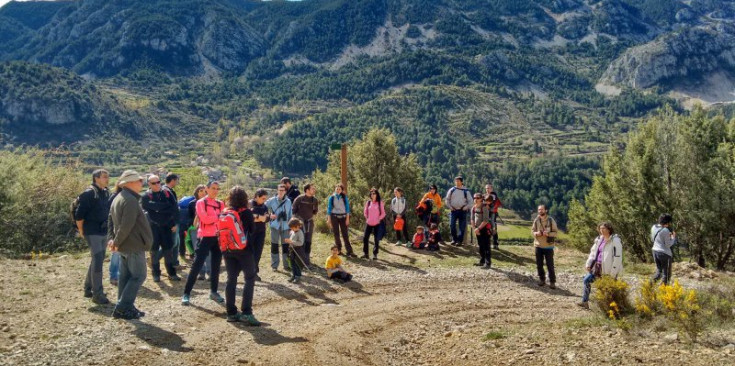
[651,214,677,285]
[532,204,558,289]
[163,173,182,265]
[292,183,319,266]
[445,176,472,246]
[250,189,270,281]
[75,169,111,304]
[484,183,502,249]
[141,175,180,282]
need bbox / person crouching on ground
[577,222,623,309]
[427,223,443,252]
[412,226,426,249]
[325,246,353,282]
[284,218,306,283]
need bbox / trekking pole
[289,245,314,274]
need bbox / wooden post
[341,144,348,192]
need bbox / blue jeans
[582,272,596,302]
[110,252,120,281]
[116,251,147,312]
[449,210,467,244]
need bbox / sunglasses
[150,181,161,185]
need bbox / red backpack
[217,208,248,252]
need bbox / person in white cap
[107,170,153,320]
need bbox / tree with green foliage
[311,129,425,229]
[569,107,735,270]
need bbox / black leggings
[184,237,222,295]
[224,250,256,316]
[363,225,380,257]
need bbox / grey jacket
[651,224,676,257]
[108,188,153,253]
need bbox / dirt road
[0,239,733,366]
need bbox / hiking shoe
[288,277,296,283]
[395,241,402,246]
[254,274,262,282]
[92,295,110,305]
[483,263,491,269]
[210,292,224,303]
[84,290,93,298]
[169,275,182,282]
[240,314,262,326]
[576,301,589,309]
[537,280,546,287]
[132,306,146,317]
[292,276,301,284]
[347,252,357,258]
[110,279,118,286]
[112,308,139,320]
[153,275,161,283]
[181,294,191,306]
[360,255,369,259]
[549,283,557,290]
[197,273,206,281]
[226,313,241,322]
[372,256,378,261]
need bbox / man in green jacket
[108,170,153,320]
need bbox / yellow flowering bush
[592,276,633,319]
[634,280,703,341]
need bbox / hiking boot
[92,294,110,305]
[181,294,191,306]
[197,273,206,281]
[347,252,357,258]
[153,275,161,283]
[338,251,346,256]
[169,275,182,282]
[132,306,146,317]
[395,241,402,246]
[549,283,556,290]
[240,314,262,326]
[483,263,491,269]
[576,301,589,309]
[210,292,224,303]
[537,280,546,287]
[112,308,140,320]
[361,254,369,259]
[227,312,241,322]
[372,256,378,261]
[84,289,93,298]
[288,276,296,283]
[292,276,301,284]
[254,274,262,282]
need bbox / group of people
[74,168,678,321]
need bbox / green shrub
[0,149,86,256]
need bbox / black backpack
[70,185,99,230]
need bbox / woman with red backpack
[362,188,386,260]
[182,181,225,306]
[220,186,260,325]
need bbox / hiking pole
[289,244,314,274]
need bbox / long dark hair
[369,187,381,203]
[227,186,249,211]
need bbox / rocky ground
[1,233,733,366]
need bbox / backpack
[393,217,405,231]
[415,199,432,217]
[70,185,98,228]
[147,189,171,201]
[448,187,471,210]
[217,208,248,252]
[178,195,196,224]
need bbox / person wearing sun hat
[107,170,153,320]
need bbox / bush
[0,149,86,256]
[634,280,704,341]
[592,276,633,319]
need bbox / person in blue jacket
[327,183,354,257]
[266,184,293,271]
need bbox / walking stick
[289,244,314,273]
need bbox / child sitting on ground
[427,223,443,251]
[325,246,353,282]
[284,218,306,283]
[411,226,426,249]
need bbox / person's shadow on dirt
[492,248,536,267]
[131,321,194,352]
[493,268,577,298]
[260,281,319,306]
[136,285,164,300]
[229,322,308,346]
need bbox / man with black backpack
[445,177,473,246]
[163,173,183,266]
[74,169,111,304]
[141,175,180,282]
[281,177,301,203]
